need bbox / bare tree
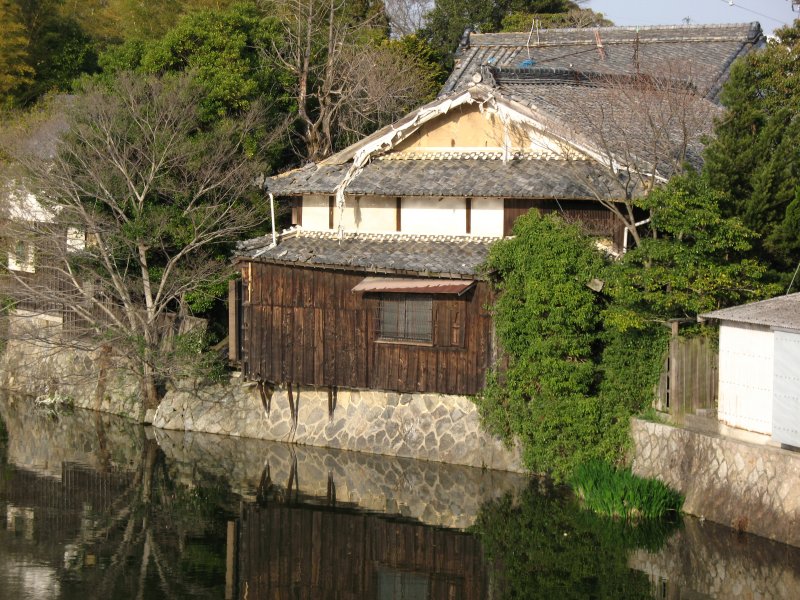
[1,72,270,420]
[384,0,432,37]
[536,67,718,248]
[261,0,435,161]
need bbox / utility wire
[717,0,789,26]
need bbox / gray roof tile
[236,230,495,277]
[266,156,624,198]
[443,23,763,99]
[701,293,800,331]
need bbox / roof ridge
[470,22,760,39]
[294,229,499,244]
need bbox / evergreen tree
[419,0,578,66]
[704,20,800,276]
[0,0,34,106]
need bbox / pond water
[2,396,800,599]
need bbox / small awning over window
[352,277,475,295]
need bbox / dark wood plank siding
[237,263,493,395]
[503,198,626,246]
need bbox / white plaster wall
[301,194,505,237]
[471,197,504,237]
[301,194,332,231]
[402,197,466,235]
[718,322,774,435]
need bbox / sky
[587,0,798,37]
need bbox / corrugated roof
[701,293,800,331]
[236,229,495,277]
[443,23,764,100]
[352,277,476,294]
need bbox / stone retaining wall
[153,379,525,472]
[631,418,800,547]
[2,339,523,472]
[0,338,140,419]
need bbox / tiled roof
[236,229,496,277]
[267,155,623,198]
[347,156,621,198]
[267,163,349,196]
[701,293,800,331]
[443,23,764,99]
[495,77,717,175]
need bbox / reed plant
[570,460,683,521]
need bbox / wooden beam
[292,198,303,227]
[328,195,335,230]
[396,196,402,232]
[465,197,472,234]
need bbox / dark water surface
[3,396,800,599]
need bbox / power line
[717,0,790,26]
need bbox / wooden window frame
[375,293,433,344]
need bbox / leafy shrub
[570,460,683,520]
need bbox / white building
[701,293,800,446]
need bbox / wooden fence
[656,334,719,419]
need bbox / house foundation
[153,378,525,472]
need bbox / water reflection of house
[229,24,764,400]
[236,503,487,600]
[0,462,132,575]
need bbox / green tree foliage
[0,0,34,106]
[419,0,577,64]
[95,3,292,171]
[477,178,774,480]
[604,173,775,332]
[501,7,611,31]
[10,1,99,103]
[704,20,800,275]
[99,3,289,123]
[475,211,619,479]
[473,485,676,599]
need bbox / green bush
[570,460,683,521]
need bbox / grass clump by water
[570,460,683,521]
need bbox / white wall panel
[717,322,773,434]
[471,197,504,237]
[402,197,466,235]
[772,330,800,446]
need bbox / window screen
[377,294,432,343]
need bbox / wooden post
[225,520,237,600]
[396,197,402,232]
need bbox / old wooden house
[230,23,764,400]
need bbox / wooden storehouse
[230,23,764,397]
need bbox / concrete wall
[631,418,800,547]
[1,340,522,472]
[153,379,525,472]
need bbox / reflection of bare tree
[63,435,229,599]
